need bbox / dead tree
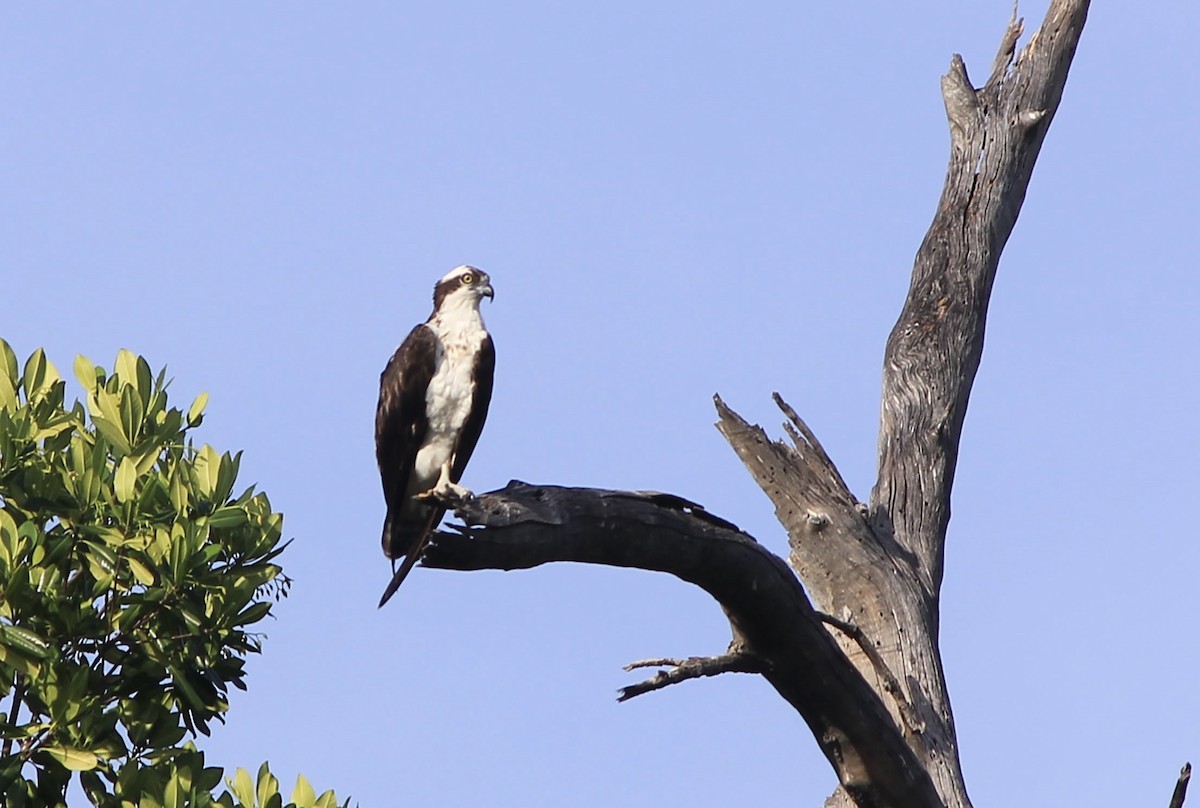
[420,3,1110,806]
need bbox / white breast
[409,307,487,495]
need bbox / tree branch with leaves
[0,342,349,808]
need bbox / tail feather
[378,548,423,608]
[378,505,443,608]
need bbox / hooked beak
[481,282,495,301]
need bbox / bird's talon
[413,483,474,503]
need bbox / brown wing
[378,332,494,609]
[375,324,437,559]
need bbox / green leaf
[31,411,76,443]
[257,762,279,808]
[114,348,140,390]
[0,643,41,676]
[290,774,316,807]
[170,469,190,514]
[0,339,19,411]
[22,348,47,399]
[22,348,61,403]
[0,368,17,411]
[169,666,206,710]
[0,624,53,660]
[165,768,185,808]
[135,354,153,402]
[178,605,203,630]
[83,540,118,579]
[128,556,156,586]
[81,523,127,547]
[92,415,130,454]
[208,506,248,529]
[30,563,63,595]
[230,602,272,628]
[197,763,226,794]
[216,450,242,502]
[158,405,183,440]
[194,444,221,498]
[188,392,209,427]
[90,389,133,454]
[146,716,186,749]
[73,354,98,391]
[115,455,138,503]
[120,382,145,445]
[133,448,160,476]
[43,745,99,771]
[79,769,107,803]
[0,338,17,387]
[0,509,19,566]
[229,768,255,807]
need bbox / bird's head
[433,265,494,312]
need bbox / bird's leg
[415,458,473,501]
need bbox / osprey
[375,265,495,607]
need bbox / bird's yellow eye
[461,272,475,284]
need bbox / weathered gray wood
[416,3,1091,806]
[424,481,943,808]
[719,3,1089,807]
[717,396,964,807]
[874,0,1089,595]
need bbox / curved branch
[422,481,942,808]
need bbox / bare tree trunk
[420,2,1091,806]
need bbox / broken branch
[618,651,765,702]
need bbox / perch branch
[423,481,942,808]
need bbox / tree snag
[1170,763,1192,808]
[424,2,1095,806]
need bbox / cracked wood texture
[418,3,1089,807]
[720,3,1088,807]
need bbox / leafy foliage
[0,343,347,807]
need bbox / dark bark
[417,2,1092,806]
[1170,763,1192,808]
[424,482,941,808]
[619,653,766,702]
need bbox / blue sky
[3,2,1198,805]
